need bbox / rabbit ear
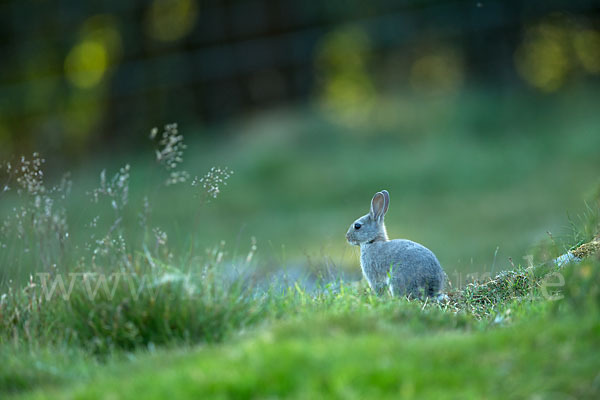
[370,192,386,222]
[381,190,390,216]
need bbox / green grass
[8,257,600,399]
[23,315,600,399]
[3,252,600,398]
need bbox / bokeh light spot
[514,19,571,92]
[64,40,108,89]
[145,0,198,42]
[81,15,123,62]
[573,29,600,74]
[314,27,376,128]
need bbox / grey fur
[346,190,445,298]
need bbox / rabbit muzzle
[346,233,359,246]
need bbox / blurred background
[1,0,600,282]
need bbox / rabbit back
[360,239,445,298]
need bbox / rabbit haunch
[346,190,446,298]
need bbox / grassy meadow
[1,87,600,398]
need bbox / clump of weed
[150,123,189,186]
[530,188,600,265]
[571,237,600,259]
[192,167,234,201]
[0,124,247,354]
[443,267,539,319]
[0,154,72,283]
[565,191,600,260]
[566,184,600,249]
[60,263,263,354]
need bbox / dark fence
[0,0,598,156]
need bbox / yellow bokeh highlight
[573,29,600,74]
[322,72,376,124]
[64,40,108,88]
[145,0,198,42]
[315,27,370,74]
[60,15,122,149]
[81,15,123,61]
[514,20,571,92]
[410,48,464,96]
[314,27,376,128]
[64,15,122,89]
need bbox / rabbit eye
[354,223,362,230]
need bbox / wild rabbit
[346,190,445,298]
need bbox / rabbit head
[346,190,390,245]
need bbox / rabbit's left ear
[370,192,387,222]
[381,190,390,216]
